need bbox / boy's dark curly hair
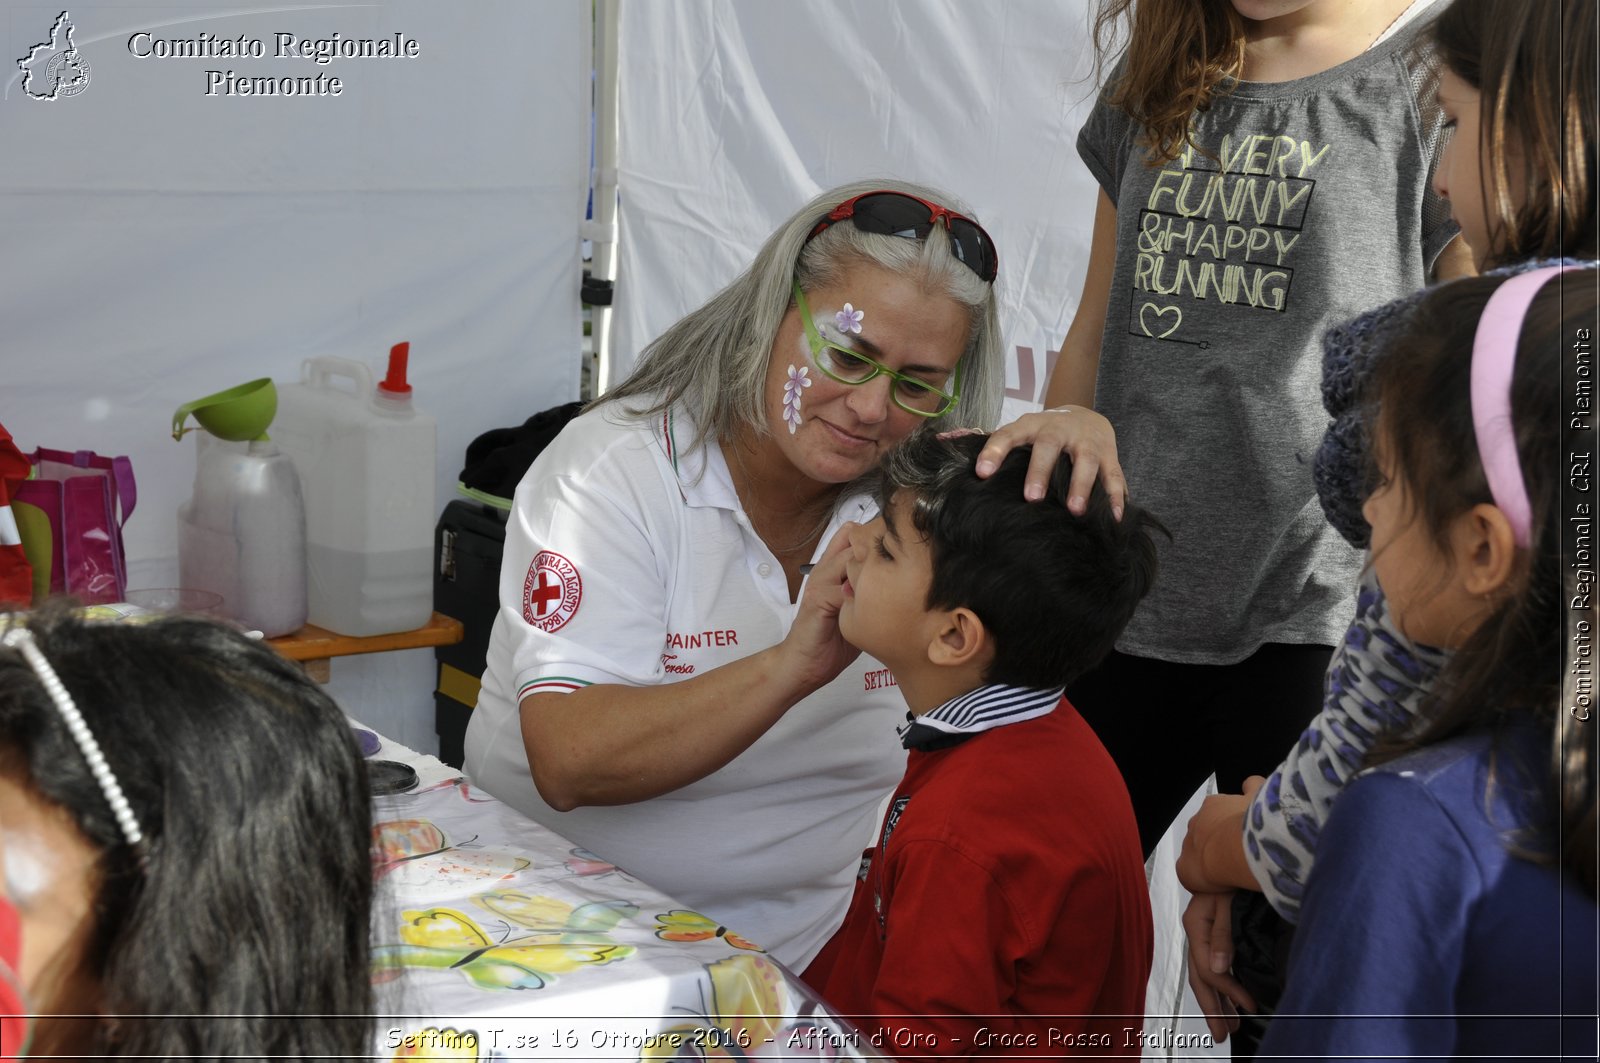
[877,433,1166,688]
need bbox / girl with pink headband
[1252,267,1598,1054]
[1176,0,1597,1045]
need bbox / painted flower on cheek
[782,364,812,434]
[834,304,864,335]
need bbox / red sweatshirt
[804,700,1151,1058]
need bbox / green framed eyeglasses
[791,280,962,418]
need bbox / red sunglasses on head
[806,190,999,283]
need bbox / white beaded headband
[1,625,147,855]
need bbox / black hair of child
[876,432,1166,689]
[0,605,375,1059]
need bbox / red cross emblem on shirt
[529,571,563,617]
[522,550,582,632]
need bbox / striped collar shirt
[897,683,1064,751]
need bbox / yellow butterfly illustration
[374,891,638,991]
[654,910,764,952]
[641,954,787,1061]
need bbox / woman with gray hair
[464,179,1120,968]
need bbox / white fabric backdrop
[612,0,1104,423]
[0,0,589,749]
[613,4,1221,1052]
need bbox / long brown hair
[1091,0,1246,164]
[1366,271,1598,898]
[1433,0,1599,265]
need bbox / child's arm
[1174,572,1448,1043]
[1043,190,1118,409]
[1242,569,1449,921]
[974,189,1127,518]
[1176,782,1265,1046]
[978,88,1130,515]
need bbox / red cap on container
[378,341,413,396]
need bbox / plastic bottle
[271,343,437,636]
[178,434,308,637]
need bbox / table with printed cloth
[365,728,882,1063]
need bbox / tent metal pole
[590,0,622,396]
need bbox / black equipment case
[432,499,508,767]
[433,400,586,767]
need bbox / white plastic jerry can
[271,344,437,637]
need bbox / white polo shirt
[463,398,908,969]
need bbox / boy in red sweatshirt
[803,432,1159,1058]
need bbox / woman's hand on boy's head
[974,407,1126,518]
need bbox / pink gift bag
[14,447,137,605]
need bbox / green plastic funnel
[172,378,277,442]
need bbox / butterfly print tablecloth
[370,773,880,1063]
